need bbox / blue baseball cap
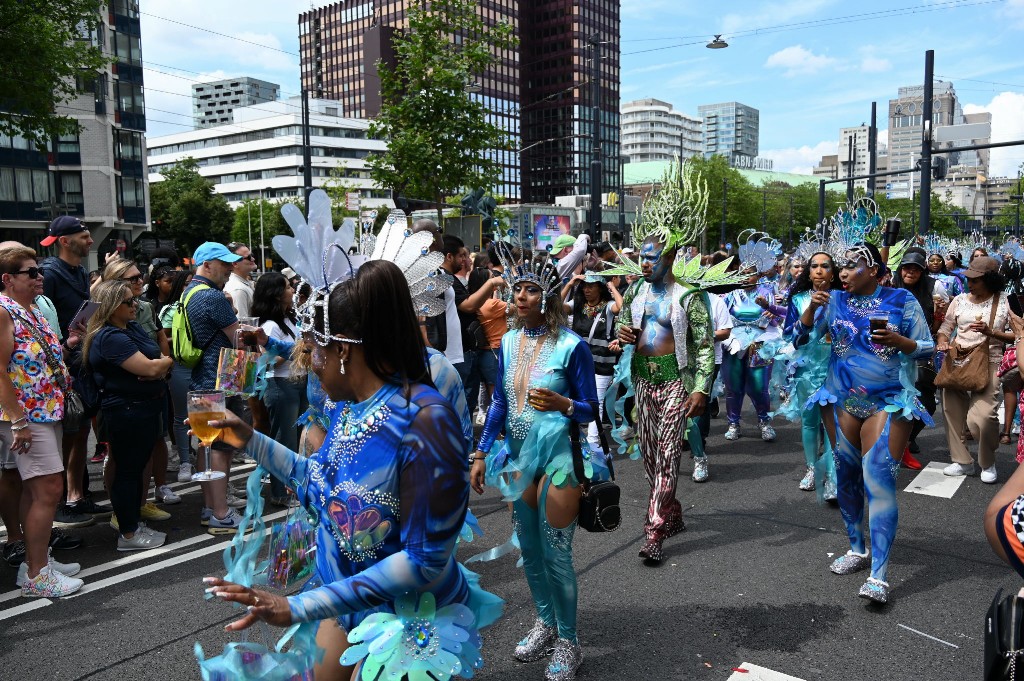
[193,242,242,266]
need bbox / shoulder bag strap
[986,293,1000,353]
[9,307,70,394]
[586,306,604,344]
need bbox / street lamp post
[259,187,273,273]
[721,178,728,248]
[588,33,602,241]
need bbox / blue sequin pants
[513,476,579,642]
[833,411,901,582]
[723,350,772,424]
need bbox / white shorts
[0,422,64,480]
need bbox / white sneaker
[118,530,166,551]
[156,485,181,505]
[981,466,998,484]
[177,463,193,483]
[21,564,83,597]
[16,550,81,587]
[225,493,247,509]
[943,462,977,477]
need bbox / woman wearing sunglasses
[0,246,83,596]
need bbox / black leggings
[106,400,163,535]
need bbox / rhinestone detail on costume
[514,618,558,662]
[545,638,583,681]
[505,332,557,441]
[543,518,576,552]
[846,294,883,317]
[326,401,392,467]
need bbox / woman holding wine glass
[201,260,502,681]
[83,280,173,550]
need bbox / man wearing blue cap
[182,243,244,534]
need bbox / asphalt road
[0,411,1017,681]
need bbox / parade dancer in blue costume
[797,238,934,605]
[470,246,602,681]
[204,261,502,681]
[722,232,785,442]
[779,249,839,500]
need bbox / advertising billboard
[533,214,571,251]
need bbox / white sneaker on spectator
[21,565,83,597]
[177,463,193,483]
[208,509,247,535]
[118,531,166,551]
[156,485,181,505]
[16,550,81,587]
[981,466,998,484]
[943,462,976,477]
[226,493,247,509]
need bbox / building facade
[192,77,280,129]
[698,101,759,163]
[148,97,390,209]
[297,0,621,204]
[0,0,149,267]
[620,98,702,163]
[887,81,990,174]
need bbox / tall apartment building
[620,98,702,163]
[298,0,621,204]
[697,101,759,163]
[149,97,390,208]
[888,81,990,174]
[192,77,280,129]
[0,0,149,267]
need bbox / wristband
[10,416,27,426]
[11,423,29,432]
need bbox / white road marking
[726,663,807,680]
[897,623,960,648]
[0,598,52,621]
[0,508,288,617]
[903,462,967,498]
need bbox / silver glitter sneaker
[692,457,709,483]
[759,420,776,442]
[830,550,870,575]
[545,638,583,681]
[798,466,815,491]
[858,577,889,604]
[513,618,557,662]
[823,477,838,502]
[724,423,740,440]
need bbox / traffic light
[932,156,948,180]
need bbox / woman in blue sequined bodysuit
[202,261,502,681]
[797,243,934,605]
[470,267,601,681]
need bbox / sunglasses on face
[121,274,144,283]
[120,297,140,308]
[11,267,42,279]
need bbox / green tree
[150,158,234,253]
[367,0,517,223]
[0,0,109,147]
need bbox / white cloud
[761,140,837,175]
[764,45,837,77]
[721,0,833,36]
[964,92,1024,177]
[860,55,891,73]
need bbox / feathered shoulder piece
[671,254,749,291]
[737,230,782,274]
[631,159,708,251]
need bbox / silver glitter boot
[830,550,870,575]
[692,457,709,483]
[545,638,583,681]
[858,577,889,604]
[513,618,557,662]
[798,466,815,491]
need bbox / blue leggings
[722,350,772,424]
[801,404,836,500]
[833,412,900,582]
[513,477,578,642]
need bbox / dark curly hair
[253,272,297,338]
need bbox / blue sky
[141,0,1024,177]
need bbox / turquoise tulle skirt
[485,409,610,502]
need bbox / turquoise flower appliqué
[341,591,483,680]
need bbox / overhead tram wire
[139,12,301,57]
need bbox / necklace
[582,301,601,318]
[523,324,549,338]
[326,383,398,467]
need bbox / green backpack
[170,284,210,368]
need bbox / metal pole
[1017,168,1021,238]
[818,180,825,223]
[618,154,625,238]
[302,89,313,218]
[788,196,794,249]
[762,190,767,232]
[846,134,855,203]
[588,34,602,241]
[721,178,728,247]
[247,202,252,255]
[919,50,935,235]
[867,102,877,197]
[259,190,265,274]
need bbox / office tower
[192,77,280,129]
[621,98,702,163]
[698,101,759,163]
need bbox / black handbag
[570,419,621,533]
[985,588,1024,680]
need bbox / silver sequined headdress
[273,189,452,345]
[736,230,783,274]
[493,243,561,313]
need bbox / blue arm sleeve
[792,298,829,345]
[287,404,468,623]
[477,342,507,454]
[265,336,295,360]
[783,298,800,341]
[901,293,936,359]
[427,349,473,454]
[246,432,308,497]
[565,339,598,423]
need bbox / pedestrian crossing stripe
[726,663,806,681]
[903,462,968,499]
